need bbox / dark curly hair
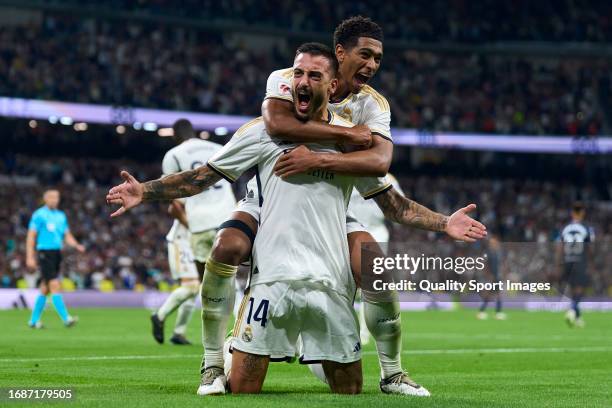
[333,16,383,50]
[295,42,339,75]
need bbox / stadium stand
[0,10,610,134]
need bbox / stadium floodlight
[60,116,73,126]
[48,116,58,124]
[116,125,126,134]
[28,120,37,129]
[133,122,142,130]
[157,127,173,137]
[73,123,88,131]
[143,122,158,132]
[214,127,228,136]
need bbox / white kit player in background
[150,119,236,345]
[157,211,198,344]
[347,174,402,345]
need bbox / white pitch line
[1,346,611,364]
[364,346,612,355]
[0,354,201,363]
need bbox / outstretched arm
[263,98,372,147]
[373,188,487,242]
[274,136,392,178]
[106,167,221,217]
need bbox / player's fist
[274,145,321,178]
[343,124,372,148]
[106,171,144,217]
[75,244,86,253]
[26,256,37,270]
[446,204,487,243]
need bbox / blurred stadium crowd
[33,0,612,43]
[1,153,610,292]
[0,7,610,135]
[0,1,611,293]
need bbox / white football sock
[363,290,403,379]
[173,296,196,335]
[157,285,197,321]
[201,258,237,370]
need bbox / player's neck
[331,80,351,103]
[313,106,330,122]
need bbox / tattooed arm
[142,166,220,201]
[106,167,220,217]
[374,188,448,232]
[373,188,487,242]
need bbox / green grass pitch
[1,308,611,407]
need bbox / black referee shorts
[38,250,62,282]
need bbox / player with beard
[196,16,436,397]
[194,17,487,393]
[106,43,485,395]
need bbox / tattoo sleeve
[374,188,449,232]
[142,165,221,201]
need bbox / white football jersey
[265,68,392,141]
[347,174,403,242]
[162,138,236,233]
[207,116,391,299]
[165,219,191,243]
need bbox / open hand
[106,171,144,217]
[446,204,487,242]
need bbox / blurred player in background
[477,234,506,320]
[150,119,236,344]
[26,189,84,328]
[153,200,199,344]
[557,202,594,328]
[347,174,403,344]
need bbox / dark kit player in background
[557,202,594,328]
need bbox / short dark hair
[333,16,383,50]
[295,42,339,76]
[172,119,194,141]
[572,202,585,214]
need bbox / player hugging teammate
[107,17,486,397]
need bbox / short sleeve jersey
[208,115,391,299]
[162,138,236,233]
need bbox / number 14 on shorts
[246,297,269,327]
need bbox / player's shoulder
[32,207,45,217]
[359,85,390,113]
[192,138,224,150]
[329,111,354,128]
[387,173,399,186]
[269,67,293,80]
[163,142,182,157]
[234,116,266,138]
